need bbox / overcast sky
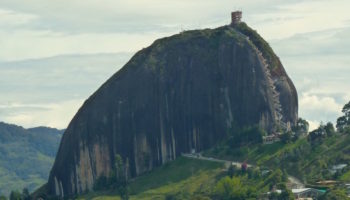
[0,0,349,130]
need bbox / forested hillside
[0,122,63,196]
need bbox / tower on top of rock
[231,11,242,25]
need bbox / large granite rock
[48,23,298,197]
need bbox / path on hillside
[182,153,304,188]
[182,153,252,168]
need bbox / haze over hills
[0,53,132,129]
[0,122,63,196]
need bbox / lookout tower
[231,11,242,24]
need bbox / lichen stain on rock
[76,142,94,192]
[133,133,152,175]
[93,142,111,178]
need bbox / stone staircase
[247,38,287,131]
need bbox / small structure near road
[329,164,347,174]
[346,183,350,197]
[263,134,281,144]
[261,169,271,176]
[190,148,196,154]
[316,180,338,186]
[271,188,325,199]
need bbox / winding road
[182,153,304,188]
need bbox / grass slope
[78,157,224,200]
[205,133,350,184]
[73,135,350,200]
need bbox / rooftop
[231,11,242,24]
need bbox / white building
[274,188,326,199]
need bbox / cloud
[1,99,84,129]
[344,94,350,102]
[0,53,132,102]
[1,0,349,61]
[271,27,350,57]
[0,30,161,61]
[300,93,342,115]
[0,8,38,28]
[299,93,343,127]
[0,0,349,128]
[268,24,350,127]
[307,120,320,132]
[0,53,132,128]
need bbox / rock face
[48,23,298,197]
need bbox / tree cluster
[319,188,348,200]
[292,118,309,137]
[214,176,257,200]
[308,122,335,142]
[336,101,350,133]
[227,165,261,180]
[228,125,265,147]
[0,188,31,200]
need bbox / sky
[0,0,349,130]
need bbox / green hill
[69,125,350,199]
[204,133,350,184]
[75,156,288,200]
[77,157,224,200]
[31,101,349,199]
[0,122,63,196]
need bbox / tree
[94,154,129,199]
[0,195,7,200]
[336,101,350,132]
[308,125,326,142]
[293,118,309,137]
[9,191,21,200]
[228,125,265,147]
[324,122,335,136]
[118,186,129,200]
[192,195,211,200]
[214,177,249,200]
[268,183,294,200]
[344,126,350,134]
[279,189,294,200]
[113,154,129,200]
[228,165,237,178]
[336,116,347,132]
[342,101,350,118]
[269,191,279,200]
[215,176,236,200]
[22,188,30,200]
[320,188,348,200]
[265,169,283,189]
[280,131,293,144]
[165,194,176,200]
[114,154,124,181]
[93,176,108,190]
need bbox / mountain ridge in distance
[0,121,63,196]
